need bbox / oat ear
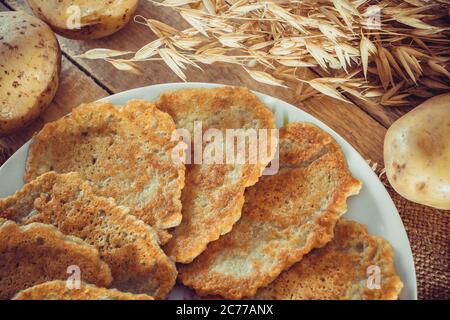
[79,1,449,106]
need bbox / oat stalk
[81,0,450,106]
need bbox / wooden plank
[3,0,388,165]
[312,67,415,128]
[345,95,414,129]
[0,2,109,164]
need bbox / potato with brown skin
[384,94,450,210]
[26,0,139,40]
[0,12,60,134]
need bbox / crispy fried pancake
[0,219,112,300]
[25,100,185,243]
[0,172,176,299]
[255,220,403,300]
[178,122,362,299]
[13,281,154,300]
[156,87,277,263]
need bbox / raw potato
[384,94,450,210]
[0,12,60,134]
[26,0,139,40]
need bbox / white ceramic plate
[0,82,417,300]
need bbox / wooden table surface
[0,0,448,300]
[0,0,388,164]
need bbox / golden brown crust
[13,281,154,300]
[0,172,177,299]
[255,220,404,300]
[156,87,277,263]
[178,122,362,299]
[0,219,112,300]
[25,100,185,241]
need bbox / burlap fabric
[0,147,448,299]
[379,174,449,300]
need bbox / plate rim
[0,81,418,300]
